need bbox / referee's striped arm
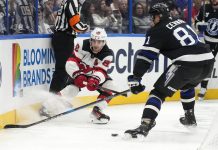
[55,0,88,32]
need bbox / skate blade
[123,133,132,140]
[39,109,52,118]
[184,124,197,130]
[137,134,146,141]
[91,118,109,124]
[198,98,204,101]
[123,133,146,141]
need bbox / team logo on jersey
[206,18,218,36]
[0,61,2,87]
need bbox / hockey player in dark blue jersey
[125,3,215,139]
[195,0,218,100]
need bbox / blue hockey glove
[128,75,145,94]
[196,22,208,33]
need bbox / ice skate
[90,106,110,124]
[180,109,197,126]
[39,105,53,117]
[124,119,156,139]
[39,95,73,118]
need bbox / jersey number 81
[173,25,199,46]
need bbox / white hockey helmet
[90,28,107,53]
[90,27,107,41]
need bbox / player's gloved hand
[72,71,87,88]
[87,76,100,91]
[196,22,208,33]
[128,75,145,94]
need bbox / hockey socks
[180,89,197,126]
[142,95,162,120]
[180,88,195,110]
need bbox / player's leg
[179,88,197,126]
[125,64,184,138]
[42,33,75,117]
[90,79,114,124]
[39,84,79,117]
[198,80,209,100]
[198,42,217,100]
[125,64,205,138]
[180,60,214,126]
[124,88,165,138]
[49,32,75,93]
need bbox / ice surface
[1,100,218,150]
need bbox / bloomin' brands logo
[12,43,22,97]
[12,42,55,95]
[0,61,2,87]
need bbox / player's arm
[66,41,87,88]
[128,33,160,94]
[195,6,204,23]
[195,6,207,33]
[133,47,159,78]
[134,35,160,78]
[66,1,88,32]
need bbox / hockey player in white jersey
[40,27,114,124]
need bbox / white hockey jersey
[66,39,113,84]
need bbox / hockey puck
[111,133,118,137]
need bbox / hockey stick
[4,89,130,129]
[83,81,128,96]
[96,85,128,97]
[97,85,120,94]
[202,0,206,23]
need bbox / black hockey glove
[128,75,145,94]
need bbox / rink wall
[0,34,218,128]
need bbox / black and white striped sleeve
[66,0,88,32]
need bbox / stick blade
[4,124,29,129]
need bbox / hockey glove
[72,71,87,88]
[128,75,145,94]
[196,22,208,33]
[87,76,100,91]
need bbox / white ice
[1,100,218,150]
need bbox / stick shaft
[4,89,130,129]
